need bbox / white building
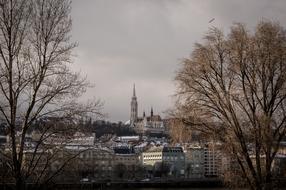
[115,136,140,143]
[140,146,163,167]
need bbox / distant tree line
[79,120,137,138]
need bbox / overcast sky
[70,0,286,122]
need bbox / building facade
[113,146,141,179]
[140,146,163,169]
[162,147,185,177]
[204,144,222,177]
[185,147,205,178]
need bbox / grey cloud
[71,0,286,122]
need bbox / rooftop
[162,147,183,153]
[114,146,135,154]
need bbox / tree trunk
[264,164,272,190]
[15,173,25,190]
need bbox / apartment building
[162,147,185,177]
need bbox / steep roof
[146,115,162,122]
[162,147,183,153]
[114,146,135,154]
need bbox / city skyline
[0,1,286,188]
[70,0,286,122]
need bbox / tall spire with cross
[130,84,138,126]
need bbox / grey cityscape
[0,1,286,190]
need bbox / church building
[128,84,165,134]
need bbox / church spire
[130,84,138,126]
[133,83,136,97]
[151,106,153,117]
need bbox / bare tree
[0,0,101,189]
[167,118,192,144]
[175,21,286,190]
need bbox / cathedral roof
[146,115,162,122]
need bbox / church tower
[130,84,138,125]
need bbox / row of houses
[2,130,286,183]
[18,143,223,182]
